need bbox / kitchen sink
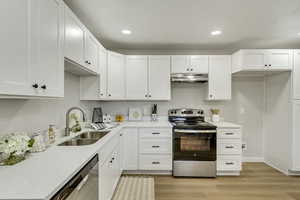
[58,131,109,146]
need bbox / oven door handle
[174,129,216,134]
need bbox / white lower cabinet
[217,127,242,176]
[121,128,139,170]
[291,100,300,171]
[139,154,172,170]
[99,134,121,200]
[138,127,172,171]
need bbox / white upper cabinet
[171,55,209,74]
[84,31,98,72]
[0,0,32,96]
[125,56,148,100]
[293,50,300,100]
[148,56,171,100]
[171,56,189,73]
[107,51,125,99]
[31,0,64,97]
[208,55,231,100]
[125,56,171,100]
[190,55,209,73]
[64,5,85,66]
[267,50,293,70]
[0,0,64,97]
[232,49,293,73]
[99,45,108,98]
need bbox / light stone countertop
[0,121,172,200]
[0,120,240,200]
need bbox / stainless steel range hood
[171,73,208,83]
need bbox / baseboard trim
[264,160,289,175]
[242,157,264,162]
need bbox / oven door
[173,129,216,161]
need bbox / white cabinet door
[64,5,85,66]
[190,55,209,74]
[267,49,292,70]
[293,50,300,100]
[31,0,64,97]
[99,46,107,99]
[84,32,98,73]
[121,128,138,170]
[208,55,232,100]
[171,56,189,73]
[0,0,33,96]
[107,51,125,99]
[100,156,114,200]
[242,50,267,70]
[148,56,171,100]
[292,100,300,170]
[126,56,148,99]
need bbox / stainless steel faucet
[65,107,86,136]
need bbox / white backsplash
[0,72,99,134]
[99,77,265,159]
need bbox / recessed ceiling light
[211,30,222,36]
[121,29,132,35]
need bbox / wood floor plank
[155,163,300,200]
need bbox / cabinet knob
[32,83,39,89]
[149,94,152,97]
[187,68,190,71]
[190,68,193,71]
[265,64,267,67]
[41,85,47,90]
[85,60,89,64]
[145,94,148,97]
[100,93,103,96]
[108,94,111,97]
[269,64,271,67]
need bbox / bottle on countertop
[48,124,57,144]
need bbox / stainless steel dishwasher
[51,155,99,200]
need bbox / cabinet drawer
[217,156,241,171]
[218,128,241,139]
[139,128,172,138]
[217,140,241,155]
[139,154,172,170]
[139,138,172,154]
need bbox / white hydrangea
[0,133,32,156]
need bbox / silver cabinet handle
[152,161,160,165]
[225,132,234,135]
[225,162,234,165]
[152,132,160,135]
[152,145,160,148]
[225,146,234,149]
[174,129,216,133]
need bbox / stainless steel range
[169,108,217,177]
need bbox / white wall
[0,72,99,134]
[99,77,265,159]
[264,72,292,174]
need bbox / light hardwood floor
[155,163,300,200]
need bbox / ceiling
[64,0,300,53]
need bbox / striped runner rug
[112,176,155,200]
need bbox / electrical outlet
[242,143,247,151]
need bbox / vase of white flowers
[0,133,34,166]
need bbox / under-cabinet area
[1,0,300,200]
